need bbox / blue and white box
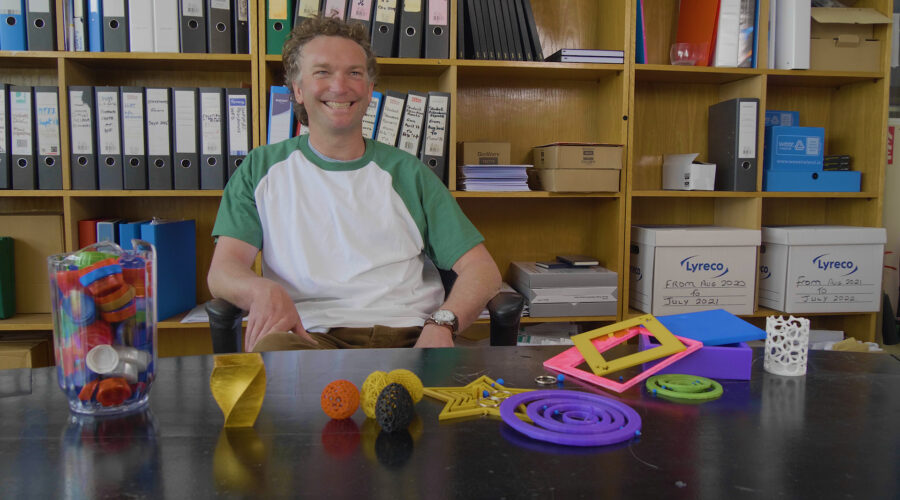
[763,169,861,192]
[764,125,825,171]
[765,110,799,127]
[759,226,886,313]
[630,226,761,316]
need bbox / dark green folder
[0,237,14,319]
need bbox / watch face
[433,309,456,323]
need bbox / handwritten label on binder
[350,0,374,20]
[201,92,223,156]
[428,0,447,24]
[423,94,448,157]
[375,0,397,24]
[96,91,121,155]
[35,91,60,156]
[228,96,249,156]
[10,91,32,155]
[146,89,171,156]
[121,92,145,156]
[69,90,93,155]
[0,91,6,155]
[398,93,426,156]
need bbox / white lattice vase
[764,316,811,376]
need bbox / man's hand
[414,323,455,348]
[244,281,318,351]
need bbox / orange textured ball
[321,379,360,420]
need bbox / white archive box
[758,226,886,313]
[629,226,761,316]
[662,153,716,191]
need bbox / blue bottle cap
[63,291,96,327]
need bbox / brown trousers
[251,325,422,352]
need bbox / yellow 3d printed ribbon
[210,353,267,427]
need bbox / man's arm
[207,236,316,351]
[414,243,502,348]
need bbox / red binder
[675,0,720,67]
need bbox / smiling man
[207,17,501,352]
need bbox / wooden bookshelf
[0,0,890,356]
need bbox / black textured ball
[375,383,414,433]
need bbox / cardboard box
[458,142,511,165]
[533,143,623,170]
[763,169,861,192]
[0,339,51,370]
[629,226,760,316]
[0,214,65,314]
[810,7,891,72]
[531,168,620,192]
[765,110,799,127]
[639,336,752,380]
[758,225,886,313]
[764,126,825,171]
[662,153,716,191]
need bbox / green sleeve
[211,148,264,249]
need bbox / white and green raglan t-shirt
[212,135,484,332]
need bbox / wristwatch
[425,309,459,339]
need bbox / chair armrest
[487,292,524,346]
[206,298,244,353]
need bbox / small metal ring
[478,397,500,408]
[491,390,512,400]
[535,375,557,386]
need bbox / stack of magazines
[545,49,625,64]
[457,164,532,192]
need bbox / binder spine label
[375,95,404,146]
[361,93,381,139]
[201,92,223,155]
[211,0,229,8]
[297,0,318,17]
[323,0,348,18]
[269,0,288,18]
[122,93,145,155]
[398,93,426,156]
[97,92,121,154]
[227,96,249,155]
[405,0,421,12]
[102,0,125,17]
[70,91,93,154]
[423,94,448,156]
[10,91,32,155]
[375,0,397,23]
[350,0,374,20]
[35,92,60,156]
[237,0,249,21]
[174,90,197,153]
[738,101,757,158]
[0,1,23,15]
[146,90,171,155]
[182,0,202,16]
[0,90,6,155]
[30,0,50,11]
[428,0,446,24]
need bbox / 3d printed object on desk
[569,315,687,376]
[498,390,642,447]
[656,309,766,346]
[544,316,703,393]
[423,375,533,421]
[638,335,753,380]
[645,374,723,402]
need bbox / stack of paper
[457,164,531,192]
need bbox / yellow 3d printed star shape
[423,375,533,422]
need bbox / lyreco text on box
[758,225,886,313]
[532,143,623,170]
[630,226,760,316]
[458,142,511,165]
[764,126,825,171]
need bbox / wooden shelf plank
[453,191,620,199]
[66,190,224,197]
[0,314,53,331]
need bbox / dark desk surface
[0,347,897,499]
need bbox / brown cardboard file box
[810,7,891,72]
[0,340,51,370]
[532,169,621,193]
[533,144,623,170]
[458,142,511,165]
[0,214,65,314]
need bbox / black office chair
[206,269,524,352]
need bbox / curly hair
[282,16,379,126]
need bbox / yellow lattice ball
[386,368,423,403]
[361,370,389,419]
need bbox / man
[207,17,501,351]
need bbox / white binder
[127,0,154,52]
[774,0,810,70]
[397,90,426,156]
[152,0,180,52]
[374,90,405,147]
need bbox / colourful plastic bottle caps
[78,379,100,401]
[96,378,132,407]
[100,299,136,323]
[121,267,146,296]
[84,321,113,351]
[95,284,135,312]
[55,270,83,294]
[82,268,125,295]
[63,291,96,327]
[74,251,118,268]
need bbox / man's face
[292,36,374,138]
